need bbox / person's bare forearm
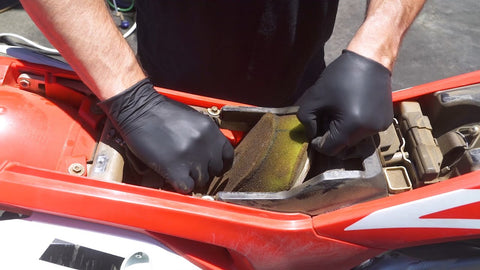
[347,0,426,71]
[20,0,145,100]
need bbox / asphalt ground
[0,0,479,90]
[325,0,480,90]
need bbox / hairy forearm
[347,0,426,71]
[20,0,145,100]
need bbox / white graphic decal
[345,189,480,231]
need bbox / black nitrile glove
[297,50,393,156]
[99,79,234,194]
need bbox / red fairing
[313,174,480,249]
[0,63,96,175]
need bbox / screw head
[19,79,30,88]
[68,163,85,175]
[207,106,220,116]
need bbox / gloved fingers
[189,164,210,190]
[221,141,234,174]
[311,122,349,156]
[207,140,234,178]
[297,95,328,140]
[311,133,345,156]
[164,170,195,194]
[296,111,318,140]
[208,157,223,178]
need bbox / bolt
[72,164,82,173]
[68,163,85,175]
[472,126,480,135]
[207,106,220,116]
[19,79,30,88]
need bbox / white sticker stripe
[345,189,480,231]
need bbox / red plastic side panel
[313,171,480,249]
[0,163,380,269]
[0,86,96,174]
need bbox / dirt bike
[1,55,479,269]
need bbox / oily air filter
[208,113,309,194]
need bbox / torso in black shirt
[136,0,338,107]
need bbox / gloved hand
[297,50,393,156]
[99,79,234,194]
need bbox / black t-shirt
[136,0,338,107]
